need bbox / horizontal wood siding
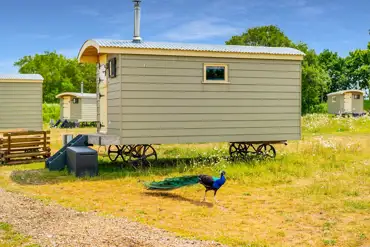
[109,54,301,144]
[107,54,121,136]
[81,98,97,122]
[0,82,42,130]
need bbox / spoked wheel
[229,143,252,160]
[108,145,124,162]
[257,144,276,159]
[129,144,157,169]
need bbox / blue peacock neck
[213,174,226,189]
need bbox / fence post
[6,133,11,164]
[43,131,47,152]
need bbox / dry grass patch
[0,130,369,246]
[0,222,39,247]
[0,117,370,246]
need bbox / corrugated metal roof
[56,92,96,99]
[93,39,305,56]
[327,90,364,96]
[0,74,44,81]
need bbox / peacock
[144,171,226,203]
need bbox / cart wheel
[257,144,276,159]
[108,145,123,162]
[129,144,157,169]
[229,143,249,160]
[229,143,239,159]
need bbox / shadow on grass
[143,191,214,208]
[9,156,229,186]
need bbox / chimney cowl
[133,0,142,43]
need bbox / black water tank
[66,146,98,177]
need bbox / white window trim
[332,96,336,103]
[353,94,361,100]
[203,63,229,84]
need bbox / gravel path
[0,189,226,247]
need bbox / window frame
[108,57,117,78]
[332,96,336,103]
[353,94,361,100]
[203,63,229,84]
[72,98,79,104]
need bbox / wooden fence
[0,131,51,165]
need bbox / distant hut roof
[0,74,44,83]
[327,90,364,97]
[55,93,96,99]
[78,39,305,63]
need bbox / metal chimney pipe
[133,0,142,43]
[81,81,84,94]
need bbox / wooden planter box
[0,131,51,165]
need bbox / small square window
[332,96,336,103]
[353,94,361,99]
[203,64,228,83]
[72,98,79,104]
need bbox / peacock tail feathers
[144,175,199,190]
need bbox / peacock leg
[201,190,208,202]
[214,190,218,204]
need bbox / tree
[14,52,96,103]
[226,25,294,47]
[226,26,329,114]
[318,49,348,92]
[345,44,370,91]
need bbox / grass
[0,114,370,247]
[0,222,39,247]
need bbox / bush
[311,103,328,114]
[364,100,370,111]
[43,103,60,123]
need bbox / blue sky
[0,0,369,73]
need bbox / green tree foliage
[14,52,96,103]
[318,49,348,92]
[226,25,293,47]
[226,25,329,114]
[345,44,370,90]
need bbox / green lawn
[0,114,369,247]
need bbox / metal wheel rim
[257,144,276,159]
[108,145,123,162]
[229,143,239,158]
[129,144,157,169]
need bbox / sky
[0,0,369,73]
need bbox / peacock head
[220,170,226,176]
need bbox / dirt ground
[0,188,225,247]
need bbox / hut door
[62,97,70,119]
[343,93,352,112]
[98,59,108,134]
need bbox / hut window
[108,57,117,78]
[203,64,229,83]
[72,98,79,104]
[353,94,361,99]
[332,96,336,103]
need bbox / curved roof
[78,39,305,63]
[56,92,96,99]
[327,90,364,96]
[0,74,44,82]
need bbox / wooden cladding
[0,131,51,165]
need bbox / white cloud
[160,18,241,42]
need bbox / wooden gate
[0,131,51,165]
